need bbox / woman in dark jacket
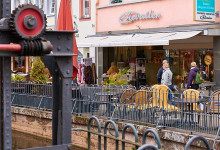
[187,62,199,90]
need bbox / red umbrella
[57,0,78,79]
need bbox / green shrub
[11,75,15,81]
[11,74,26,82]
[30,57,48,83]
[102,68,130,86]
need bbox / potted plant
[102,68,130,87]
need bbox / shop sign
[119,11,161,24]
[194,0,215,22]
[204,54,212,66]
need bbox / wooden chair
[130,90,150,110]
[119,88,136,104]
[150,84,159,107]
[208,90,220,114]
[182,89,202,112]
[150,85,179,127]
[181,89,203,125]
[140,86,150,91]
[205,90,220,129]
[153,84,179,111]
[111,88,136,119]
[128,90,150,121]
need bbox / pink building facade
[78,0,220,88]
[96,0,220,33]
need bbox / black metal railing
[72,116,161,150]
[11,82,220,136]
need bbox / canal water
[12,130,51,150]
[12,130,84,150]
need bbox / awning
[76,30,202,47]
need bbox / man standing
[157,60,168,84]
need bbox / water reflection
[12,130,51,150]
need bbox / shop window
[168,49,214,89]
[14,56,25,73]
[80,0,91,20]
[111,0,122,4]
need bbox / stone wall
[11,106,219,150]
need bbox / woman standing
[187,62,199,90]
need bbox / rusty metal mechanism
[0,4,52,56]
[9,4,46,40]
[0,1,74,150]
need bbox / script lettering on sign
[119,11,161,24]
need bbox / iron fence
[72,116,161,150]
[11,81,52,110]
[10,82,220,137]
[72,116,213,150]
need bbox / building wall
[72,0,96,59]
[96,0,220,32]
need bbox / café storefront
[77,0,220,88]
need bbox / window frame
[83,0,90,18]
[44,0,55,16]
[13,56,26,73]
[49,0,56,15]
[79,0,91,21]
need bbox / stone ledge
[72,115,218,149]
[11,106,219,149]
[11,106,52,119]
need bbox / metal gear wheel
[9,4,46,40]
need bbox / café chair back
[208,90,220,114]
[182,89,202,112]
[152,84,178,111]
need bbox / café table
[200,82,216,96]
[96,91,123,117]
[174,98,206,126]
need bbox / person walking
[161,63,173,100]
[187,62,199,90]
[157,60,168,84]
[161,63,173,90]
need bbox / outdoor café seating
[11,81,220,136]
[151,84,179,111]
[149,85,179,126]
[207,90,220,114]
[140,86,151,91]
[72,85,100,114]
[111,88,136,119]
[205,90,220,129]
[68,82,220,133]
[129,90,150,120]
[179,89,204,126]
